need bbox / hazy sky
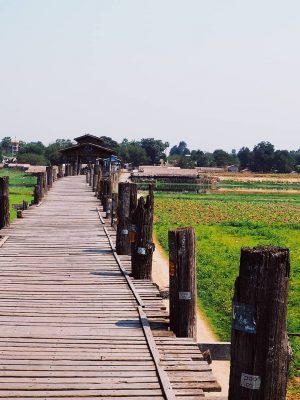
[0,0,299,152]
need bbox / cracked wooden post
[116,182,137,255]
[168,226,196,338]
[0,177,9,229]
[131,185,154,279]
[228,246,290,400]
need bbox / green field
[218,179,300,191]
[0,169,36,220]
[154,191,300,387]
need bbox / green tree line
[0,136,299,173]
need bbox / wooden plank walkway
[0,176,221,399]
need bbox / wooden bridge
[0,175,222,399]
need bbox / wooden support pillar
[0,177,9,229]
[168,227,196,338]
[93,165,99,192]
[116,182,137,255]
[58,165,63,179]
[53,167,58,181]
[89,166,93,187]
[46,166,53,189]
[102,179,112,212]
[228,246,290,400]
[111,193,118,227]
[22,200,29,210]
[131,186,154,279]
[42,172,48,194]
[34,173,44,204]
[106,198,112,218]
[64,164,69,177]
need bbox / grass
[218,179,300,190]
[0,169,36,220]
[154,191,300,386]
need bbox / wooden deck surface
[0,176,221,399]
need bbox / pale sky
[0,0,299,152]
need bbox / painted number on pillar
[121,229,128,235]
[179,291,191,300]
[240,373,261,390]
[137,247,146,255]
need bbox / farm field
[154,191,300,396]
[0,169,36,220]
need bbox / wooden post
[89,166,93,187]
[168,227,196,338]
[131,186,154,279]
[58,165,63,179]
[43,172,48,194]
[0,177,9,229]
[228,246,290,400]
[64,164,69,177]
[116,182,137,255]
[22,200,29,210]
[106,198,112,218]
[34,173,44,204]
[102,179,112,212]
[93,165,99,193]
[111,193,118,227]
[33,185,41,205]
[46,166,53,189]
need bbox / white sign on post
[240,373,261,390]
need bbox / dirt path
[152,238,230,397]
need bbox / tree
[18,141,45,155]
[190,150,215,167]
[213,149,232,167]
[17,153,49,166]
[100,136,119,153]
[118,140,148,167]
[273,150,295,173]
[0,137,12,155]
[252,141,275,172]
[140,138,169,164]
[45,139,73,165]
[237,147,252,170]
[169,141,190,156]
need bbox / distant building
[60,134,116,175]
[227,165,239,173]
[11,137,19,156]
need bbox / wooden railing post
[34,172,44,204]
[89,166,93,187]
[116,182,137,255]
[0,177,9,229]
[111,193,118,227]
[46,166,53,189]
[58,165,63,179]
[102,179,112,212]
[228,246,290,400]
[131,186,154,279]
[168,227,196,338]
[43,172,48,194]
[93,165,99,192]
[106,198,112,218]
